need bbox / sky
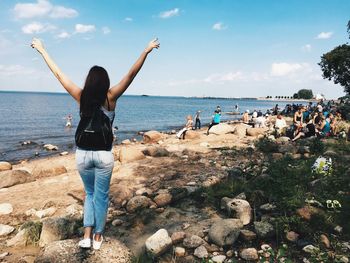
[0,0,349,99]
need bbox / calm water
[0,91,288,162]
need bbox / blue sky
[0,0,349,99]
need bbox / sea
[0,91,291,163]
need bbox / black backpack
[75,107,114,151]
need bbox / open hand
[31,38,45,54]
[145,38,160,54]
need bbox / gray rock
[276,136,290,143]
[145,229,172,256]
[126,196,151,213]
[278,144,297,154]
[260,203,277,212]
[220,198,252,225]
[153,193,172,207]
[39,217,78,247]
[0,203,13,215]
[183,235,205,248]
[143,146,170,157]
[0,169,34,188]
[212,255,226,262]
[208,219,243,247]
[112,219,124,226]
[297,146,310,154]
[0,224,15,236]
[193,245,208,259]
[240,248,258,261]
[6,229,27,247]
[254,221,274,238]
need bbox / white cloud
[0,64,35,77]
[302,44,312,52]
[204,71,243,83]
[50,5,78,18]
[75,24,95,34]
[124,17,133,22]
[102,27,111,35]
[159,8,179,19]
[212,22,227,31]
[270,62,310,77]
[13,0,77,19]
[22,22,56,34]
[56,31,70,39]
[316,32,333,39]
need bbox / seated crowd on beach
[242,100,344,142]
[177,100,345,142]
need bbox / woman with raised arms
[31,37,160,249]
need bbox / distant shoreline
[0,90,337,101]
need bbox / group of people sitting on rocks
[240,100,346,142]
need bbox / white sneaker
[92,235,103,250]
[78,238,91,248]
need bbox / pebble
[212,255,226,263]
[60,151,69,156]
[0,203,13,215]
[171,231,186,244]
[303,245,319,254]
[174,247,186,257]
[35,207,56,219]
[193,245,208,259]
[240,248,258,261]
[320,234,330,248]
[286,231,299,242]
[182,223,190,230]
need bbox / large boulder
[0,162,12,172]
[208,219,243,246]
[119,147,145,164]
[246,127,268,137]
[221,198,252,225]
[0,169,34,188]
[208,123,236,135]
[32,164,67,178]
[39,217,78,247]
[234,124,249,137]
[143,131,164,144]
[35,238,132,263]
[126,196,152,213]
[110,185,133,207]
[145,229,173,256]
[184,130,201,139]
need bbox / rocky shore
[0,120,349,263]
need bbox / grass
[21,221,42,246]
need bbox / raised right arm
[31,38,82,102]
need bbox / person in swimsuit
[293,107,304,135]
[31,37,159,250]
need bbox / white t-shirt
[275,118,287,129]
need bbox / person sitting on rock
[176,115,193,139]
[207,110,221,135]
[274,114,287,136]
[292,117,316,142]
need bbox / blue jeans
[76,149,114,234]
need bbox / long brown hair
[80,65,110,116]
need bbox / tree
[296,89,313,99]
[293,93,298,99]
[319,21,350,95]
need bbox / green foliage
[255,137,278,153]
[308,138,325,154]
[319,44,350,95]
[259,244,293,263]
[21,221,42,246]
[296,89,314,99]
